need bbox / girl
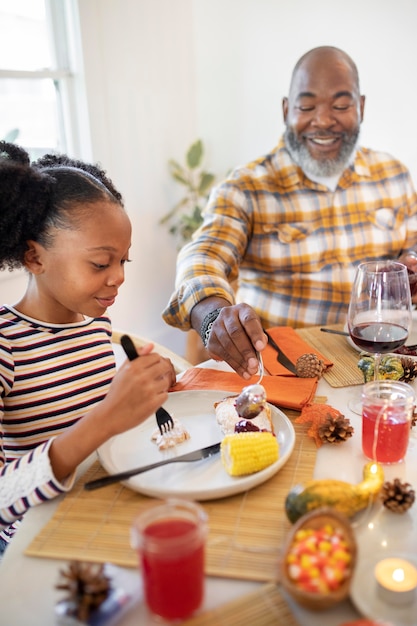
[0,141,175,554]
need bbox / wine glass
[347,260,412,414]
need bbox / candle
[374,558,417,605]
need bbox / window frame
[0,0,91,287]
[0,0,91,159]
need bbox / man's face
[282,53,365,177]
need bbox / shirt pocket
[262,221,315,244]
[365,206,404,231]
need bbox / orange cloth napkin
[172,368,317,411]
[171,326,333,411]
[263,326,333,376]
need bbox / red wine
[350,322,408,353]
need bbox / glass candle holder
[375,557,417,605]
[361,380,415,463]
[131,498,207,622]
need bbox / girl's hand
[135,343,176,388]
[102,349,174,436]
[162,356,177,388]
[49,346,175,480]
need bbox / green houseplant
[160,139,218,246]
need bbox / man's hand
[399,250,417,301]
[195,302,267,378]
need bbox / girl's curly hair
[0,142,124,271]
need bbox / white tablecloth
[1,360,416,625]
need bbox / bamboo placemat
[183,583,300,626]
[26,420,316,582]
[297,325,363,387]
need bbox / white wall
[192,0,417,182]
[3,0,417,357]
[75,0,197,356]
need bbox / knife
[84,442,222,491]
[264,329,297,374]
[320,328,349,337]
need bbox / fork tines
[156,406,174,436]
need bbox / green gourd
[285,462,384,523]
[357,354,404,383]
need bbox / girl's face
[23,200,132,324]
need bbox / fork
[120,334,174,435]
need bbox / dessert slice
[151,417,190,450]
[214,395,274,436]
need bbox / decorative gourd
[285,462,384,523]
[357,354,404,383]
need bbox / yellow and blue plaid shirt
[163,139,417,330]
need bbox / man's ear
[359,94,366,123]
[23,240,45,274]
[282,97,289,123]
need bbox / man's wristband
[200,308,223,348]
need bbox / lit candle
[375,558,417,605]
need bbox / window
[0,0,89,159]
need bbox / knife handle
[84,460,172,490]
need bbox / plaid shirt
[163,139,417,330]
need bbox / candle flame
[392,568,405,583]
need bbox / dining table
[1,324,417,626]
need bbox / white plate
[345,311,417,353]
[97,390,295,501]
[350,552,417,625]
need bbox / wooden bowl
[279,507,357,611]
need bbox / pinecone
[381,478,415,513]
[56,561,111,621]
[317,414,354,444]
[399,356,417,383]
[295,353,325,378]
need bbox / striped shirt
[162,139,417,330]
[0,307,116,542]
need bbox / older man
[163,46,417,378]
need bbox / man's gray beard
[284,127,360,177]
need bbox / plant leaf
[198,172,215,195]
[168,159,186,176]
[186,139,203,169]
[171,171,190,186]
[168,158,182,170]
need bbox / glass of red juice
[362,380,415,463]
[131,498,208,622]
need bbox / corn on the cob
[221,431,279,476]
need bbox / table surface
[1,337,417,626]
